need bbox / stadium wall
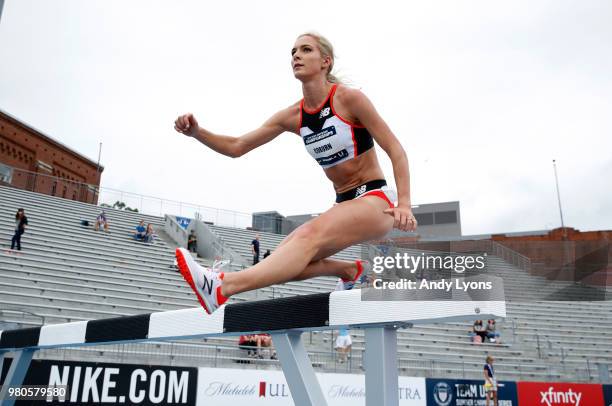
[1,358,609,405]
[0,110,103,203]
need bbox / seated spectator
[486,319,501,344]
[335,329,352,363]
[254,334,274,359]
[263,249,271,259]
[94,210,109,232]
[144,223,154,243]
[472,320,487,344]
[187,230,197,253]
[134,220,146,241]
[238,334,259,357]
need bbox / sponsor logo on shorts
[355,185,367,197]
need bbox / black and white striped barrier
[0,289,506,406]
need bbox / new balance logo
[202,276,214,295]
[355,185,367,197]
[319,107,331,118]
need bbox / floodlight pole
[552,159,566,238]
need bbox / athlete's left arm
[344,89,415,232]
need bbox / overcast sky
[0,0,610,235]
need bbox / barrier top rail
[0,289,505,352]
[0,289,505,406]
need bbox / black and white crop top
[298,84,374,169]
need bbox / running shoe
[335,260,369,291]
[176,248,227,314]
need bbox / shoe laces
[212,259,231,273]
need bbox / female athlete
[173,32,417,313]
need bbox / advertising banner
[603,385,612,406]
[516,381,604,406]
[1,358,197,405]
[175,216,192,229]
[426,378,518,406]
[196,367,426,406]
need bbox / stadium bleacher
[0,185,610,383]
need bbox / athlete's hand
[384,205,417,232]
[174,113,199,137]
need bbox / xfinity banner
[1,359,197,405]
[426,378,518,406]
[196,367,426,405]
[516,381,604,406]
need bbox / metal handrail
[491,240,532,271]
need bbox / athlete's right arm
[174,106,298,158]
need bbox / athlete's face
[291,36,330,81]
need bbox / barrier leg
[0,349,35,406]
[364,326,398,406]
[271,332,328,406]
[0,352,5,378]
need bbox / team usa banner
[426,378,518,406]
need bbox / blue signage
[426,378,518,406]
[175,216,192,230]
[604,384,612,406]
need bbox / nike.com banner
[196,367,426,406]
[426,378,518,406]
[0,359,197,405]
[516,381,604,406]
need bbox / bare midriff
[323,148,386,194]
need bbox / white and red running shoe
[175,248,227,314]
[335,260,369,291]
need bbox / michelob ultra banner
[196,367,426,406]
[517,381,604,406]
[0,358,198,405]
[426,378,518,406]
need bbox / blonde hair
[298,32,341,84]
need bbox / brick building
[0,109,104,203]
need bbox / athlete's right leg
[264,228,362,282]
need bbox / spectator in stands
[254,333,273,359]
[238,334,259,357]
[134,220,146,241]
[10,208,28,251]
[238,334,273,359]
[472,320,487,344]
[486,319,501,344]
[187,230,198,253]
[484,355,498,406]
[144,223,155,243]
[335,328,352,363]
[94,210,109,232]
[263,249,271,259]
[251,234,260,265]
